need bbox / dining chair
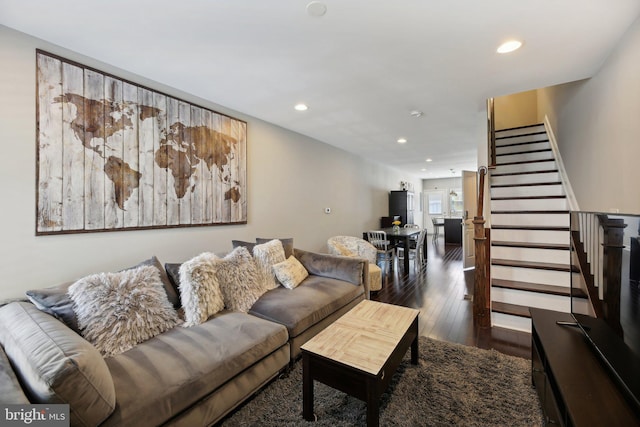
[432,217,444,241]
[366,230,395,276]
[397,228,427,270]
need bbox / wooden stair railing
[473,166,491,327]
[487,98,496,168]
[571,212,626,335]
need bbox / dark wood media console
[530,308,638,426]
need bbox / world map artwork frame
[35,50,247,235]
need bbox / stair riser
[572,297,592,315]
[492,160,557,175]
[492,287,571,312]
[491,228,569,245]
[491,172,560,186]
[491,312,532,333]
[491,246,570,265]
[496,140,550,155]
[491,185,565,198]
[491,265,571,287]
[491,198,568,211]
[497,151,555,164]
[495,125,546,138]
[491,213,569,227]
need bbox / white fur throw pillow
[252,239,286,290]
[217,246,267,312]
[179,252,225,327]
[68,265,180,358]
[273,256,309,289]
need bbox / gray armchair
[327,236,383,291]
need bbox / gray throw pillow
[68,265,180,358]
[165,263,182,290]
[25,281,79,333]
[232,239,256,253]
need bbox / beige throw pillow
[253,239,286,290]
[273,256,309,289]
[179,252,225,326]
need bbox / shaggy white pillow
[273,256,309,289]
[68,265,180,358]
[217,246,266,312]
[252,239,286,290]
[179,252,225,327]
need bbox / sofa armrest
[294,249,369,298]
[0,344,29,404]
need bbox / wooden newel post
[599,216,626,337]
[473,166,490,327]
[473,218,490,327]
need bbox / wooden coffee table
[301,300,419,427]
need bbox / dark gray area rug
[220,337,543,426]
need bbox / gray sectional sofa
[0,248,369,427]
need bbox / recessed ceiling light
[497,40,522,54]
[306,1,327,17]
[425,158,432,162]
[397,138,407,144]
[294,103,308,111]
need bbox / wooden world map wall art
[36,50,247,235]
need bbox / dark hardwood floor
[371,237,532,360]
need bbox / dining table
[378,227,425,272]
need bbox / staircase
[489,123,573,332]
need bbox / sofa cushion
[295,248,365,286]
[273,256,308,289]
[68,265,180,358]
[0,345,29,404]
[178,252,225,326]
[101,311,288,427]
[253,239,286,291]
[249,275,364,338]
[0,302,116,426]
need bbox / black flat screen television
[570,212,640,413]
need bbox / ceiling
[2,1,639,179]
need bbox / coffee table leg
[410,319,419,365]
[366,382,380,427]
[303,354,315,421]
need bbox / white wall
[536,16,640,214]
[0,25,421,299]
